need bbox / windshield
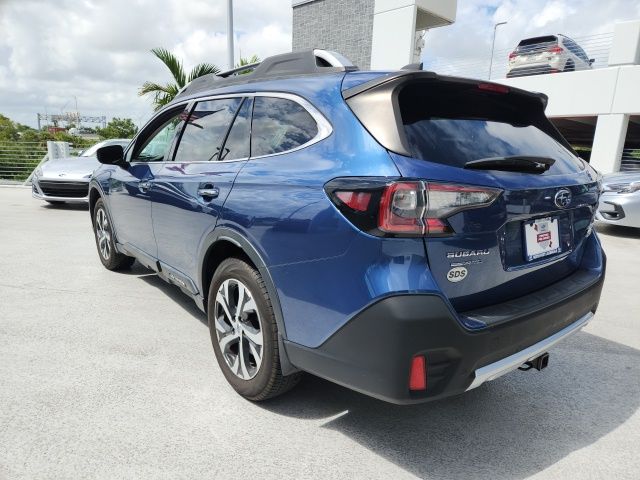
[399,82,583,174]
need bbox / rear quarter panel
[220,76,440,347]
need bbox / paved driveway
[1,186,639,480]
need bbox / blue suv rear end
[89,50,605,404]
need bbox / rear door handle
[197,187,219,199]
[138,180,152,193]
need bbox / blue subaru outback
[90,50,605,404]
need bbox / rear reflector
[409,355,427,391]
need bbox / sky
[1,0,639,129]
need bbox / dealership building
[292,0,640,174]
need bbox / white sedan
[32,139,130,204]
[596,172,640,228]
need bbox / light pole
[489,21,507,80]
[73,95,79,128]
[227,0,234,70]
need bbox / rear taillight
[508,51,517,60]
[326,178,501,237]
[547,45,563,54]
[334,191,371,212]
[378,181,426,234]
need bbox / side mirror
[589,58,595,65]
[96,145,127,168]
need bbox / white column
[370,4,417,69]
[370,1,457,70]
[608,20,640,66]
[589,114,629,173]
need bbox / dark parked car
[89,50,605,404]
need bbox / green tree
[0,114,19,141]
[96,118,138,139]
[139,47,220,111]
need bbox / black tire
[208,257,301,400]
[92,198,135,271]
[46,200,65,205]
[564,60,575,72]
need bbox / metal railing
[425,32,614,80]
[621,148,640,172]
[0,141,48,183]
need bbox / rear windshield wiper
[464,156,555,173]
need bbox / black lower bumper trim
[285,265,605,404]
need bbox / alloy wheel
[213,278,264,380]
[95,208,111,260]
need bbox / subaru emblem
[554,188,572,208]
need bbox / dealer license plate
[524,217,561,261]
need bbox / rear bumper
[506,64,560,77]
[285,250,605,404]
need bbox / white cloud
[0,0,292,127]
[0,0,638,128]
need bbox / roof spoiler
[342,70,548,109]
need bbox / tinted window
[251,97,318,156]
[133,110,186,162]
[563,38,579,56]
[173,98,242,162]
[576,45,589,62]
[399,82,583,174]
[516,36,557,53]
[219,98,252,161]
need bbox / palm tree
[234,54,261,75]
[139,48,220,111]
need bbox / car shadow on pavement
[260,332,640,480]
[42,202,89,211]
[124,261,639,479]
[139,272,209,327]
[596,223,640,239]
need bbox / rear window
[399,82,583,173]
[516,35,557,51]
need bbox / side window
[251,97,318,157]
[133,110,186,162]
[219,98,252,161]
[564,39,579,56]
[577,46,589,62]
[173,98,242,162]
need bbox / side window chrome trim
[128,91,332,165]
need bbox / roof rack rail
[217,62,262,78]
[175,49,358,100]
[401,62,423,71]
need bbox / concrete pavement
[1,186,639,480]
